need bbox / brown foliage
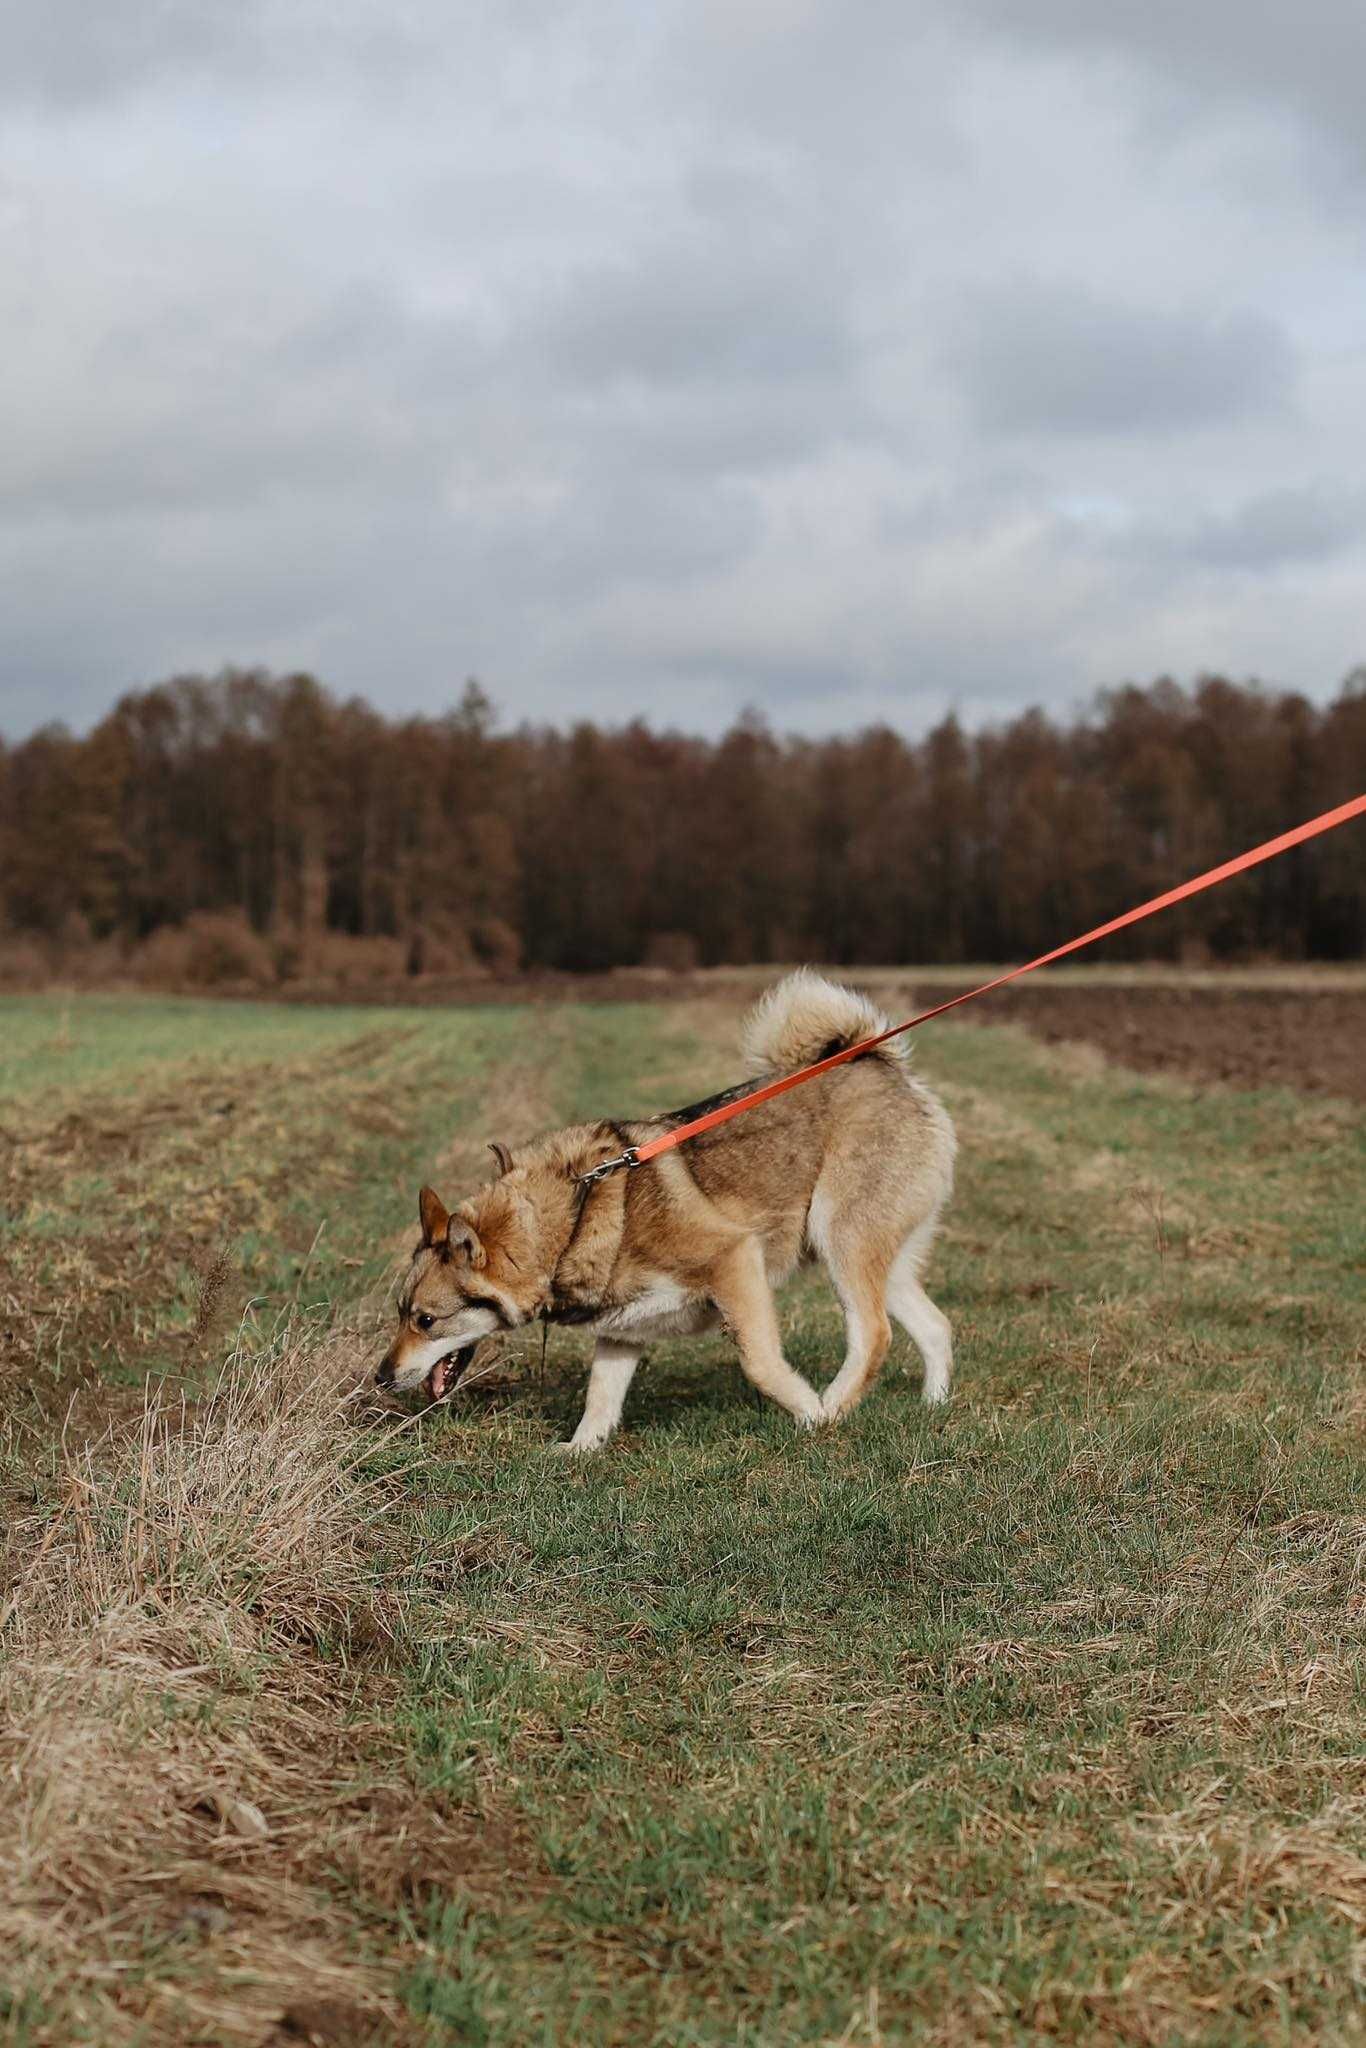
[0,931,51,987]
[134,910,277,989]
[469,916,522,974]
[1,666,1363,976]
[643,928,702,973]
[291,932,411,987]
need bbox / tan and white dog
[377,971,956,1450]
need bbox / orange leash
[576,793,1364,1180]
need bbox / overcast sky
[3,0,1365,740]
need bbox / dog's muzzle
[375,1342,477,1401]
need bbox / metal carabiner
[574,1146,641,1186]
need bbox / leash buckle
[575,1146,641,1186]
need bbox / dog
[376,970,956,1451]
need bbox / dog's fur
[377,971,956,1451]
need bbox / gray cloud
[956,0,1366,174]
[0,0,442,109]
[0,0,258,107]
[1,0,1364,741]
[1071,483,1366,579]
[952,282,1295,438]
[1,287,470,521]
[1185,484,1366,572]
[547,242,853,396]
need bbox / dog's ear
[446,1216,487,1268]
[419,1185,450,1246]
[487,1140,514,1178]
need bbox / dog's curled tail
[740,969,905,1077]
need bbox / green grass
[0,995,552,1407]
[372,1018,1366,2046]
[0,992,410,1105]
[3,990,1364,2045]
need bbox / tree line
[2,668,1363,981]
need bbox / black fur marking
[654,1049,859,1132]
[658,1077,765,1125]
[545,1301,604,1326]
[462,1291,512,1326]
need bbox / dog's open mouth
[425,1345,476,1403]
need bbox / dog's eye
[415,1312,435,1332]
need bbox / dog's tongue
[429,1358,450,1402]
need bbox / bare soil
[906,977,1366,1103]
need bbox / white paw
[923,1382,950,1407]
[550,1434,609,1457]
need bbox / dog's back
[655,970,953,1251]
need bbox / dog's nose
[376,1351,396,1389]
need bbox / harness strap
[552,1122,631,1314]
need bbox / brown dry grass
[0,1322,444,2046]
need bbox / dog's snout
[375,1350,397,1389]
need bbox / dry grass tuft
[0,1327,423,2045]
[187,1239,236,1349]
[1139,1804,1366,1924]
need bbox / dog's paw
[549,1435,609,1457]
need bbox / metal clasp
[575,1146,641,1186]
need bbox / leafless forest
[2,668,1363,986]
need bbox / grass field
[2,988,1364,2046]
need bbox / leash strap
[621,792,1366,1169]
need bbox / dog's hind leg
[817,1229,895,1423]
[555,1338,641,1455]
[709,1237,823,1427]
[885,1222,952,1405]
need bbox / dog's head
[376,1151,547,1401]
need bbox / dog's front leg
[554,1337,641,1455]
[709,1236,823,1428]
